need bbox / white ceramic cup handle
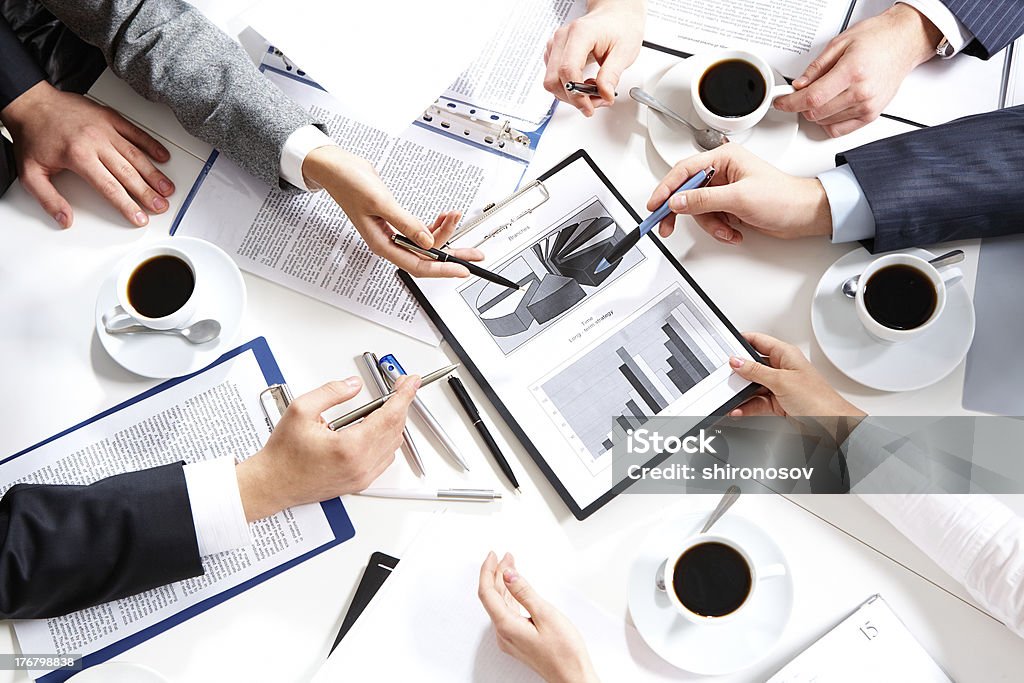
[758,562,787,580]
[939,265,963,289]
[770,84,795,100]
[104,305,134,331]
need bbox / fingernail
[153,196,168,211]
[669,195,687,211]
[412,375,422,389]
[715,229,731,240]
[414,231,433,248]
[134,212,148,226]
[54,211,67,227]
[794,77,807,87]
[729,357,743,369]
[158,179,172,194]
[345,377,361,388]
[503,568,518,583]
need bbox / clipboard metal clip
[421,100,534,162]
[259,384,293,431]
[445,180,551,248]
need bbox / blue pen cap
[378,354,407,377]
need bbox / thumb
[21,165,73,228]
[503,566,549,618]
[668,185,737,217]
[728,356,786,392]
[378,198,434,249]
[293,377,363,417]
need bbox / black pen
[565,81,617,97]
[392,234,522,291]
[448,377,520,493]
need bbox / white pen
[362,351,425,476]
[377,353,471,471]
[357,488,502,502]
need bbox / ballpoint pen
[327,363,459,430]
[362,351,425,476]
[595,167,716,273]
[391,234,522,291]
[356,488,502,502]
[377,354,471,471]
[448,376,520,493]
[564,81,617,97]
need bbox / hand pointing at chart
[544,0,646,116]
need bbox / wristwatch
[935,36,955,58]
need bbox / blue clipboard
[2,337,355,683]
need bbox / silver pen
[327,363,459,430]
[362,352,425,476]
[356,488,502,502]
[377,354,471,471]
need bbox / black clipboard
[401,149,763,520]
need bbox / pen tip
[595,258,611,274]
[514,487,522,496]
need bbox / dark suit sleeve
[838,106,1024,253]
[0,463,203,619]
[943,0,1024,59]
[0,15,45,111]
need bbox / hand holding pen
[382,210,486,277]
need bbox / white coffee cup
[661,534,786,624]
[689,49,794,134]
[106,244,199,331]
[855,253,963,344]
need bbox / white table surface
[2,45,1022,682]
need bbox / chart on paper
[531,285,734,472]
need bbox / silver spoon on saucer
[630,87,729,151]
[841,249,964,299]
[104,319,222,345]
[656,485,741,591]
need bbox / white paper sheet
[4,346,336,679]
[644,0,855,77]
[242,0,507,136]
[316,513,681,682]
[172,70,527,345]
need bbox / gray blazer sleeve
[39,0,314,189]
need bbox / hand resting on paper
[0,81,175,228]
[544,0,646,116]
[773,3,943,137]
[235,375,420,522]
[302,146,484,277]
[478,552,600,683]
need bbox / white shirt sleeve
[279,124,336,191]
[896,0,976,57]
[182,456,251,556]
[860,493,1024,637]
[817,164,877,243]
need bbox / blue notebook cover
[2,337,355,682]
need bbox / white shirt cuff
[896,0,975,57]
[279,124,336,191]
[818,164,877,243]
[182,456,251,556]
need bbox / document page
[645,0,854,77]
[3,345,337,680]
[443,0,585,125]
[410,155,754,512]
[173,70,527,345]
[316,514,680,682]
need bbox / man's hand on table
[773,3,943,137]
[0,81,175,228]
[235,375,419,522]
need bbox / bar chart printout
[537,287,734,461]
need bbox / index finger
[361,375,419,433]
[559,32,598,115]
[773,63,850,114]
[478,552,514,625]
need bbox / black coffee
[127,255,195,318]
[863,264,937,330]
[698,59,767,118]
[672,541,752,617]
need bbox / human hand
[478,552,599,683]
[302,146,483,277]
[773,3,942,137]
[0,81,174,228]
[648,144,831,245]
[727,333,865,418]
[543,0,646,116]
[235,375,419,522]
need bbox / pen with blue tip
[595,167,715,274]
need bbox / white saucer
[811,247,975,392]
[71,662,168,682]
[95,237,246,379]
[647,59,798,165]
[628,511,794,675]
